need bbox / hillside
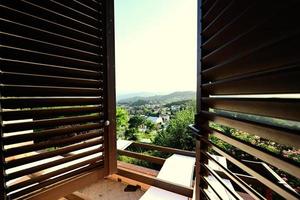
[118,91,196,105]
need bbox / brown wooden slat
[131,142,195,157]
[1,71,101,89]
[5,139,103,169]
[73,0,100,15]
[202,97,300,122]
[201,176,223,200]
[1,97,102,109]
[202,152,264,200]
[22,0,99,28]
[0,18,99,54]
[17,168,105,200]
[208,127,300,179]
[200,111,300,148]
[1,32,100,63]
[50,0,99,21]
[202,0,217,15]
[2,106,102,121]
[117,167,193,198]
[202,34,300,81]
[1,46,101,71]
[202,0,249,38]
[3,114,102,133]
[203,0,230,28]
[1,84,102,97]
[0,3,100,44]
[203,9,300,67]
[117,149,165,166]
[202,64,300,95]
[202,163,243,200]
[1,58,102,79]
[206,140,300,200]
[3,123,102,145]
[6,147,104,181]
[202,1,283,53]
[4,131,103,157]
[8,158,104,197]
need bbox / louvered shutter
[0,0,116,199]
[193,0,300,199]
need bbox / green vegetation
[116,93,300,194]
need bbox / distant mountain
[118,91,196,105]
[117,92,158,101]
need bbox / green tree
[128,116,145,129]
[124,128,138,140]
[154,108,195,151]
[145,119,155,131]
[116,107,129,138]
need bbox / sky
[115,0,197,95]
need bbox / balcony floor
[65,177,145,200]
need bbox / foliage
[128,115,145,129]
[116,107,129,138]
[145,119,155,131]
[153,108,195,151]
[124,128,138,141]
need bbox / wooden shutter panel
[193,0,300,199]
[0,0,116,199]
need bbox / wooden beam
[131,142,195,157]
[117,149,165,165]
[24,169,105,200]
[103,0,117,176]
[117,167,194,198]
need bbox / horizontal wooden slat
[199,111,300,148]
[1,71,101,89]
[207,127,300,179]
[0,0,107,199]
[202,34,300,81]
[202,97,300,122]
[117,167,193,198]
[202,64,300,94]
[0,18,99,54]
[117,149,165,166]
[131,142,195,157]
[2,106,102,121]
[4,131,103,157]
[203,2,260,52]
[1,58,102,80]
[203,0,230,28]
[202,0,248,38]
[201,176,222,200]
[1,46,100,71]
[0,4,100,45]
[5,139,103,169]
[203,8,300,67]
[202,163,243,200]
[21,168,105,200]
[6,147,103,181]
[8,158,104,197]
[203,139,300,200]
[1,32,100,63]
[202,152,264,200]
[1,84,102,97]
[20,0,99,30]
[3,123,102,145]
[1,97,102,109]
[50,1,99,21]
[3,114,102,133]
[202,0,217,15]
